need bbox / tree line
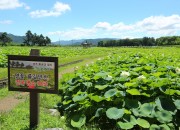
[0,30,51,46]
[97,36,180,47]
[23,30,51,46]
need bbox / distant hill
[0,33,25,44]
[53,38,117,46]
[0,32,116,45]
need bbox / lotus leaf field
[0,46,180,129]
[0,46,120,67]
[58,47,180,129]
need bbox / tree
[0,32,12,46]
[23,30,33,46]
[38,34,45,46]
[45,36,51,46]
[32,33,39,45]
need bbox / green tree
[23,30,33,46]
[44,36,51,46]
[0,32,12,46]
[38,34,45,46]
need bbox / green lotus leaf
[164,89,176,95]
[117,122,134,129]
[63,100,72,105]
[126,89,141,95]
[95,108,104,117]
[89,95,104,102]
[167,123,175,129]
[123,115,137,125]
[106,107,124,120]
[152,72,164,77]
[71,114,86,128]
[150,124,160,130]
[144,65,152,71]
[73,93,87,102]
[132,108,141,116]
[155,110,173,123]
[176,90,180,95]
[95,85,108,90]
[83,82,92,87]
[117,77,128,82]
[94,72,108,80]
[160,124,170,130]
[124,82,138,87]
[174,99,180,110]
[139,103,155,117]
[68,85,78,91]
[104,89,117,98]
[141,92,150,97]
[133,67,143,72]
[137,118,150,128]
[64,103,77,111]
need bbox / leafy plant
[57,48,180,129]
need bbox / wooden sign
[8,55,58,94]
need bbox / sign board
[8,55,58,94]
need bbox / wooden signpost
[8,49,58,129]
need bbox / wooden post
[29,49,40,129]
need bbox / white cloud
[48,27,96,39]
[29,2,71,18]
[136,15,180,35]
[48,15,180,40]
[0,0,29,10]
[94,22,133,31]
[0,20,13,24]
[94,22,111,30]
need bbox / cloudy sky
[1,0,180,42]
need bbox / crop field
[0,46,180,129]
[58,47,180,129]
[0,46,122,68]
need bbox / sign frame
[8,55,58,94]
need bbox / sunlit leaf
[117,122,134,129]
[73,93,87,102]
[89,95,104,102]
[95,85,108,90]
[71,114,86,128]
[137,118,150,128]
[104,89,117,98]
[106,107,124,120]
[126,89,141,95]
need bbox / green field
[0,46,180,129]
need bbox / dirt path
[0,58,98,113]
[0,92,28,113]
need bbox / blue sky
[1,0,180,42]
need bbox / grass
[0,88,14,100]
[0,68,7,79]
[0,99,68,130]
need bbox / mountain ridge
[0,33,116,45]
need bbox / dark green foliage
[23,30,51,46]
[57,49,180,129]
[98,36,180,47]
[0,32,12,46]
